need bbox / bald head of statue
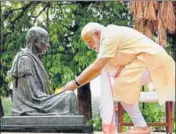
[25,26,50,55]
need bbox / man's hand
[114,66,124,78]
[63,80,77,91]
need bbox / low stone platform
[1,115,93,133]
[0,132,171,134]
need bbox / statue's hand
[63,80,77,91]
[55,87,68,94]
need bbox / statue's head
[25,26,50,55]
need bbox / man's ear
[94,31,101,39]
[33,37,38,44]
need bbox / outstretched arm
[64,57,110,91]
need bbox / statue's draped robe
[9,49,78,115]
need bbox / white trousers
[120,69,152,127]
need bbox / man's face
[84,34,100,53]
[37,37,50,55]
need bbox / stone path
[0,132,171,134]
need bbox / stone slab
[0,132,170,134]
[1,115,85,126]
[0,116,93,133]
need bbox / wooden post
[77,83,92,121]
[118,102,123,132]
[0,97,4,118]
[166,101,173,134]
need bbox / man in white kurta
[63,22,175,134]
[98,24,175,105]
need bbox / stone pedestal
[1,115,93,133]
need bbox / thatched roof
[130,1,176,47]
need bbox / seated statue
[8,26,78,116]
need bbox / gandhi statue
[9,26,78,116]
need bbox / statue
[8,26,78,116]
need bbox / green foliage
[87,115,102,131]
[1,97,12,116]
[142,104,165,131]
[165,42,173,56]
[174,116,176,133]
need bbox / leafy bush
[1,97,12,116]
[87,114,102,131]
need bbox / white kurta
[98,24,175,105]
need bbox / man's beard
[95,41,100,53]
[41,48,48,55]
[33,44,46,55]
[92,35,100,53]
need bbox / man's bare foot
[120,127,151,134]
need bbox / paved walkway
[0,132,171,134]
[95,133,167,134]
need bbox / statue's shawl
[9,49,78,115]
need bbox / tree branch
[46,6,49,28]
[2,2,37,45]
[34,5,48,24]
[58,3,64,20]
[8,2,35,28]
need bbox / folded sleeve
[17,56,33,77]
[98,26,123,58]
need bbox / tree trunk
[0,1,4,119]
[0,97,4,118]
[77,83,92,121]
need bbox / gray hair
[81,22,105,38]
